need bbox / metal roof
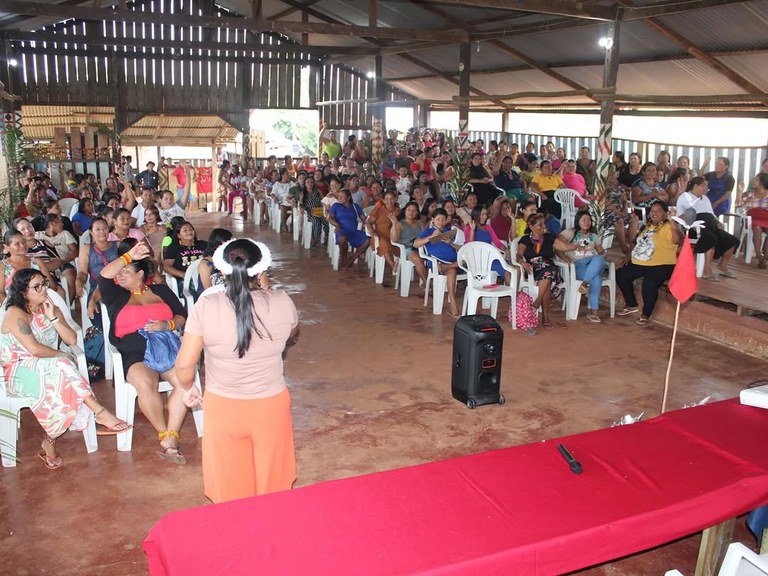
[21,105,115,139]
[2,0,768,113]
[120,114,241,145]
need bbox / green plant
[586,178,613,243]
[1,126,32,224]
[447,135,471,204]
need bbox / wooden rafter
[5,30,376,57]
[384,47,768,82]
[430,0,616,21]
[623,0,749,20]
[627,4,766,96]
[408,0,588,103]
[0,0,469,43]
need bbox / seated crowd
[244,128,765,326]
[2,129,765,477]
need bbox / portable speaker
[451,314,505,409]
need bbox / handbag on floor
[511,290,538,334]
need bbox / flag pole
[661,300,682,414]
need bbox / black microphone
[557,443,583,474]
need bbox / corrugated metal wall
[8,0,404,132]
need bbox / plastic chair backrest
[457,242,503,287]
[717,542,768,575]
[198,284,225,300]
[182,258,204,299]
[59,198,78,217]
[46,288,75,323]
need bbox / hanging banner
[196,166,213,194]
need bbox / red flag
[669,236,698,303]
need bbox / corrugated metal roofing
[21,105,115,139]
[120,114,240,145]
[3,0,768,112]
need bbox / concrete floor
[1,212,765,576]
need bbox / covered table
[144,399,768,575]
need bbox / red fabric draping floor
[144,399,768,576]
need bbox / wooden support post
[597,15,620,185]
[369,0,377,27]
[457,42,471,151]
[695,518,736,576]
[373,54,385,129]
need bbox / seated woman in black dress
[99,240,189,464]
[516,213,581,327]
[467,153,498,207]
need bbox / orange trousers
[202,388,296,504]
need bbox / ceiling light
[8,58,18,67]
[366,71,375,79]
[598,37,614,50]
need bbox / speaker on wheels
[451,314,505,409]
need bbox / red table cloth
[144,400,768,575]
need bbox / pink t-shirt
[562,173,588,206]
[185,290,298,399]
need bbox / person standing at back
[175,239,299,503]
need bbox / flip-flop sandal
[96,420,133,436]
[158,446,187,465]
[636,317,649,326]
[38,450,63,470]
[718,270,737,278]
[616,307,638,316]
[701,274,721,282]
[586,314,602,323]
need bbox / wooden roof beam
[624,0,750,20]
[432,0,616,21]
[5,30,376,57]
[638,13,766,95]
[0,1,469,43]
[384,47,768,81]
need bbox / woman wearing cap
[175,239,299,503]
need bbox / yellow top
[531,174,565,192]
[631,222,677,266]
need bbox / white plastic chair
[69,203,79,220]
[717,542,768,575]
[397,194,410,208]
[566,259,616,320]
[720,213,763,264]
[163,272,182,300]
[391,241,415,297]
[58,198,78,218]
[554,188,587,229]
[181,258,204,310]
[197,284,225,300]
[100,303,203,452]
[457,242,518,327]
[292,208,302,243]
[0,294,98,467]
[418,245,467,315]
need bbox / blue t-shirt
[704,171,735,216]
[418,226,457,263]
[72,211,93,234]
[546,216,562,236]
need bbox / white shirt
[159,204,185,224]
[271,182,293,206]
[676,191,714,216]
[35,230,77,261]
[131,203,147,226]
